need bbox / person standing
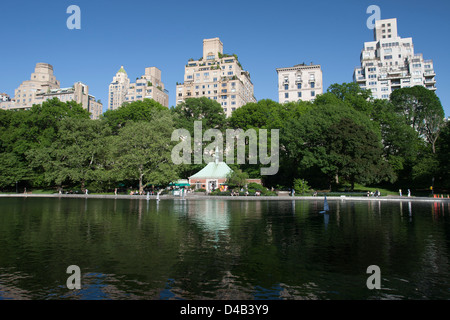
[399,189,402,197]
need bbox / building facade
[0,63,103,119]
[108,66,169,110]
[0,93,11,102]
[176,37,256,117]
[34,82,103,120]
[353,18,436,99]
[276,63,323,103]
[108,66,130,111]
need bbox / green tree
[293,178,310,194]
[326,117,392,190]
[111,112,178,194]
[282,103,390,190]
[27,118,111,191]
[325,82,373,113]
[390,86,445,153]
[226,169,248,190]
[434,121,450,189]
[172,97,226,131]
[370,99,420,182]
[0,99,90,189]
[102,99,168,132]
[171,97,227,179]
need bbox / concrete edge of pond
[1,193,449,202]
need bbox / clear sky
[1,0,449,117]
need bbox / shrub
[293,178,310,194]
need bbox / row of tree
[0,83,448,193]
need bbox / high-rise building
[108,66,169,110]
[0,63,103,119]
[276,63,323,103]
[175,37,256,117]
[108,66,130,111]
[353,18,436,99]
[12,63,60,110]
[34,82,103,120]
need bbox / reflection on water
[0,198,449,300]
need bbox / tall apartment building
[276,63,323,103]
[0,63,103,119]
[353,18,436,99]
[175,37,256,117]
[108,66,130,111]
[34,82,103,120]
[108,66,169,110]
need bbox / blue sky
[1,0,449,116]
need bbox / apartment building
[175,37,256,117]
[276,63,323,103]
[0,63,103,119]
[353,18,436,99]
[108,66,130,111]
[108,66,169,110]
[34,82,103,120]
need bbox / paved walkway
[1,193,449,202]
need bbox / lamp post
[16,181,18,194]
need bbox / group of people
[367,190,381,197]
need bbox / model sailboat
[319,195,329,214]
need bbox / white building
[0,63,103,119]
[353,18,436,99]
[108,66,130,111]
[108,66,169,110]
[176,38,256,117]
[276,63,323,103]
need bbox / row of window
[284,91,316,98]
[283,82,316,90]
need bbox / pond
[0,197,449,300]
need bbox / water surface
[0,197,449,300]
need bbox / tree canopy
[0,84,447,194]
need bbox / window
[285,93,289,98]
[297,92,302,98]
[310,82,315,88]
[384,55,393,60]
[284,84,289,90]
[207,55,215,60]
[311,91,315,97]
[297,83,302,89]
